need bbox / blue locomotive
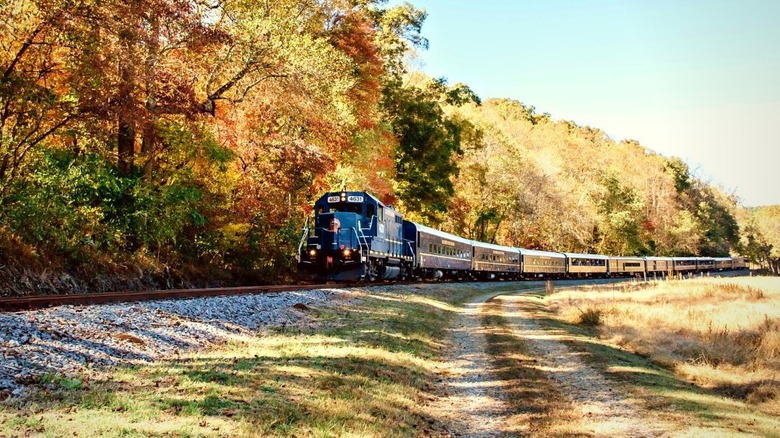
[297,192,413,281]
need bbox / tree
[743,206,780,274]
[594,174,646,255]
[0,1,78,195]
[383,77,481,223]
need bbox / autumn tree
[440,98,743,258]
[0,0,430,285]
[0,1,78,195]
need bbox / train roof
[562,252,609,260]
[471,241,520,253]
[518,248,565,259]
[609,255,645,260]
[407,222,472,245]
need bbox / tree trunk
[117,53,135,174]
[118,118,135,174]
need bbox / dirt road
[428,289,674,437]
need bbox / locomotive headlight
[343,248,351,258]
[309,249,317,257]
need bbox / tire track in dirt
[495,294,670,437]
[429,292,519,437]
[429,288,671,437]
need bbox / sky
[397,0,780,207]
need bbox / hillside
[437,97,741,257]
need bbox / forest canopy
[0,0,761,293]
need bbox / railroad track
[0,283,338,312]
[0,270,748,312]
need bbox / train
[296,191,748,282]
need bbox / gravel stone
[0,288,350,400]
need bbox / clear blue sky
[399,0,780,207]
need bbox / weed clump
[577,307,601,326]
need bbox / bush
[577,307,602,326]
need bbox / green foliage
[743,206,780,274]
[383,78,481,223]
[0,120,238,273]
[2,149,197,257]
[3,150,128,260]
[594,174,647,255]
[367,2,428,82]
[664,157,692,194]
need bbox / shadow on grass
[479,301,593,437]
[11,344,452,436]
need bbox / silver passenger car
[520,249,566,278]
[405,222,472,279]
[471,241,521,280]
[645,256,673,276]
[608,256,646,277]
[563,253,609,277]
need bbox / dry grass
[546,276,780,415]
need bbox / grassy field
[0,283,525,437]
[545,276,780,418]
[2,278,778,437]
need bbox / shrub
[577,307,602,326]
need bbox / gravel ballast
[0,288,347,400]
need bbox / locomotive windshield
[316,204,364,215]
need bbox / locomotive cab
[298,191,412,281]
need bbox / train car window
[366,204,375,219]
[378,208,384,222]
